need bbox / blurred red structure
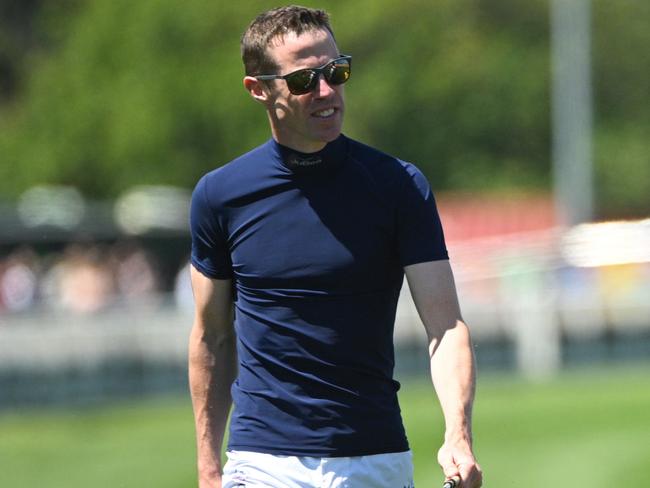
[437,193,557,243]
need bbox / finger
[437,450,460,480]
[442,463,460,480]
[442,475,461,488]
[458,462,483,487]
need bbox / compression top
[190,134,448,457]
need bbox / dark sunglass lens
[326,61,351,85]
[286,69,316,94]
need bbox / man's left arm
[404,259,483,488]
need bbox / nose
[313,73,336,98]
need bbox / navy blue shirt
[190,135,448,457]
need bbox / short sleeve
[396,163,449,266]
[190,175,233,279]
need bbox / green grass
[1,366,649,487]
[405,366,650,487]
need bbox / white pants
[222,449,414,488]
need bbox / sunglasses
[256,55,352,95]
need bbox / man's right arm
[188,265,237,488]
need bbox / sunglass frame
[255,55,352,95]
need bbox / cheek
[285,97,312,119]
[335,86,346,103]
[270,94,299,120]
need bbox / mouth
[312,107,337,118]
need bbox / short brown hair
[241,5,334,76]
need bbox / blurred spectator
[110,240,161,307]
[42,243,114,314]
[0,246,40,313]
[1,240,189,316]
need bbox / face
[247,28,345,153]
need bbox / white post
[551,0,595,225]
[500,258,561,379]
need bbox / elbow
[424,315,466,342]
[426,318,471,357]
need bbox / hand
[438,439,482,488]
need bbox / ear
[243,76,272,105]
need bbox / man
[189,5,482,488]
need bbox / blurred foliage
[0,0,648,217]
[0,0,44,101]
[591,0,650,218]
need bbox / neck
[269,120,333,153]
[271,135,328,154]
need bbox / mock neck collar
[269,135,348,176]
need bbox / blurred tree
[592,0,650,218]
[0,0,80,102]
[339,0,551,193]
[0,0,264,197]
[0,0,648,217]
[0,0,45,101]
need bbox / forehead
[267,28,339,71]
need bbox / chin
[318,127,343,143]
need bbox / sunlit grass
[1,365,648,487]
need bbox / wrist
[444,427,473,447]
[198,458,223,478]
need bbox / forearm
[429,320,476,445]
[405,261,482,485]
[188,322,238,480]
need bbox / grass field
[1,365,649,487]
